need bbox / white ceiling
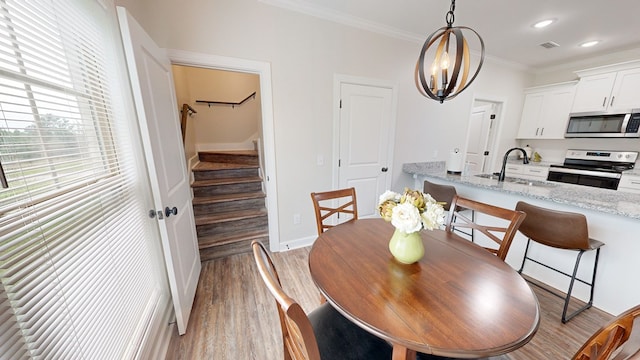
[261,0,640,70]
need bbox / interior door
[338,82,395,218]
[464,104,493,173]
[117,7,201,335]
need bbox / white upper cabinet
[609,68,640,111]
[571,61,640,113]
[516,82,576,139]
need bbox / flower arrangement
[377,188,446,234]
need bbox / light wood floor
[165,247,613,360]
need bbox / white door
[464,105,493,173]
[338,82,395,218]
[117,7,201,335]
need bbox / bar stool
[423,180,474,241]
[515,201,604,323]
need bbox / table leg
[392,344,416,360]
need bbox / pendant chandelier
[416,0,485,103]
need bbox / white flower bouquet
[377,188,446,234]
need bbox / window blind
[0,0,167,358]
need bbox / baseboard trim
[279,235,316,251]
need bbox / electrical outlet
[433,150,439,158]
[293,214,301,224]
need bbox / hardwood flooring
[165,247,613,360]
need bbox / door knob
[381,167,388,172]
[165,206,178,217]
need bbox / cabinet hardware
[602,97,607,107]
[610,96,615,107]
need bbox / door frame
[167,49,280,252]
[466,94,508,173]
[332,74,398,197]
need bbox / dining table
[308,218,540,360]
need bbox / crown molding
[259,0,530,73]
[259,0,422,42]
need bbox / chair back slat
[311,187,358,235]
[446,195,526,260]
[573,304,640,360]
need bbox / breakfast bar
[403,161,640,317]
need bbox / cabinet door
[571,72,616,113]
[618,174,640,194]
[505,164,523,177]
[522,166,549,179]
[516,92,544,139]
[609,68,640,112]
[538,85,575,139]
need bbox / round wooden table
[308,218,540,360]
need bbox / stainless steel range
[547,150,638,190]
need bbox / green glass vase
[388,228,424,264]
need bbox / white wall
[115,0,535,247]
[172,65,261,152]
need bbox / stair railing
[195,91,256,109]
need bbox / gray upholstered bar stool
[515,201,604,323]
[423,180,474,241]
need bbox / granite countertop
[403,161,640,220]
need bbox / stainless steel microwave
[565,111,640,138]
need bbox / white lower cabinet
[522,166,549,180]
[618,174,640,194]
[506,164,549,180]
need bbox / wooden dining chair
[251,241,392,360]
[515,201,605,323]
[572,304,640,360]
[445,195,526,261]
[423,180,474,241]
[310,187,358,235]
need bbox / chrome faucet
[498,147,529,182]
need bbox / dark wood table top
[308,218,540,360]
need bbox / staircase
[191,150,269,261]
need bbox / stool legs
[518,238,601,323]
[562,247,601,323]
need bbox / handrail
[180,103,197,142]
[196,91,256,108]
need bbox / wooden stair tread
[195,209,267,225]
[198,229,269,249]
[199,150,257,156]
[191,176,262,187]
[193,162,258,171]
[192,191,265,205]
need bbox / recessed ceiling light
[533,19,554,29]
[580,40,600,48]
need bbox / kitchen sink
[474,173,557,187]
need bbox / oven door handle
[548,167,622,179]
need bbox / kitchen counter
[403,161,640,316]
[403,161,640,220]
